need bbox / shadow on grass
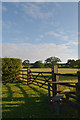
[2,83,57,118]
[2,83,80,119]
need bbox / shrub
[2,58,22,82]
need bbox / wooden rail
[17,66,80,108]
[48,71,80,110]
[55,73,77,76]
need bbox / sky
[2,2,78,63]
[78,2,80,59]
[1,0,79,2]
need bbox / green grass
[21,68,78,83]
[31,68,79,73]
[2,82,80,118]
[21,68,78,92]
[2,68,80,118]
[2,83,62,118]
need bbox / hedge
[2,58,22,83]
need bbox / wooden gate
[23,66,59,91]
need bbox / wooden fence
[21,66,59,90]
[48,71,80,109]
[20,66,80,108]
[3,65,80,108]
[27,67,52,90]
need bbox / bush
[2,58,22,82]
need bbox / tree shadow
[2,83,53,118]
[2,83,79,119]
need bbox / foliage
[22,59,30,67]
[2,58,22,82]
[45,56,61,67]
[66,59,75,68]
[0,58,2,79]
[75,59,80,68]
[32,60,44,68]
[66,59,80,68]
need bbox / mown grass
[2,82,80,118]
[2,68,80,118]
[21,68,78,83]
[2,83,63,118]
[31,68,79,73]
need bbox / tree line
[22,56,80,68]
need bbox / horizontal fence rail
[55,73,77,77]
[48,70,80,109]
[2,65,80,110]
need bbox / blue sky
[2,2,78,62]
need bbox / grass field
[22,68,79,82]
[2,68,80,118]
[31,68,79,81]
[22,68,78,92]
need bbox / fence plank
[55,73,77,76]
[77,71,80,102]
[48,82,51,103]
[52,66,57,97]
[54,65,59,92]
[31,71,51,74]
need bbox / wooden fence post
[48,82,51,103]
[77,71,80,101]
[52,65,57,97]
[54,65,59,92]
[27,67,29,85]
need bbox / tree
[67,59,75,68]
[45,56,61,67]
[75,59,80,68]
[22,60,30,67]
[32,60,44,68]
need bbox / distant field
[30,68,79,73]
[21,68,78,92]
[22,68,79,82]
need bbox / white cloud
[36,35,44,41]
[10,37,29,43]
[65,41,78,46]
[46,31,69,40]
[2,0,19,1]
[0,43,2,57]
[21,3,53,19]
[2,43,78,63]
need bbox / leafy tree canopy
[22,59,30,66]
[45,56,61,67]
[32,60,44,68]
